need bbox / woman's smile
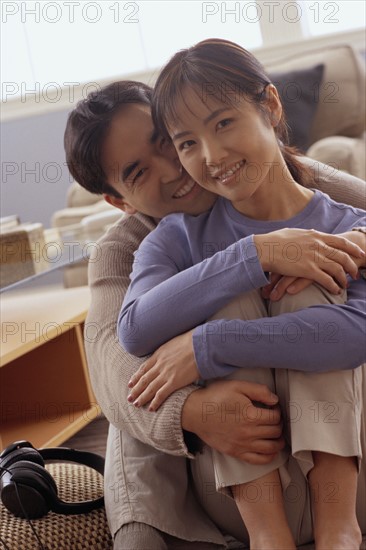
[210,160,246,186]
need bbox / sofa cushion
[269,64,325,152]
[67,180,103,208]
[52,199,116,228]
[307,134,366,181]
[265,44,366,146]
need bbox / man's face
[100,103,216,218]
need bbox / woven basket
[0,462,113,550]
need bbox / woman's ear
[264,84,282,127]
[103,194,137,215]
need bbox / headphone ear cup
[1,461,58,519]
[0,446,45,471]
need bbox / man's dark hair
[64,81,153,197]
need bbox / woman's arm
[119,219,363,356]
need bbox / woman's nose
[202,139,227,168]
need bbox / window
[1,1,364,103]
[1,1,262,101]
[301,0,365,37]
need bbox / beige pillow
[265,45,365,144]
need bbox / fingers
[149,385,171,411]
[233,436,286,464]
[235,380,279,408]
[249,436,285,455]
[242,402,282,428]
[239,450,281,465]
[323,233,365,260]
[240,453,277,465]
[268,276,297,301]
[128,359,152,388]
[127,363,161,405]
[250,422,284,439]
[308,267,344,295]
[261,272,282,299]
[286,277,314,295]
[127,374,170,410]
[320,246,359,281]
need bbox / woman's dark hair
[64,80,152,197]
[152,38,311,187]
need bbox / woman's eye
[179,140,195,151]
[217,118,232,130]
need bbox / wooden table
[0,286,99,451]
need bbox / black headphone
[0,440,105,520]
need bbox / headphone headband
[40,447,105,475]
[0,440,105,515]
[39,446,105,513]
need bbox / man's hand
[127,329,198,411]
[182,380,285,464]
[261,272,314,301]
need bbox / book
[0,223,48,288]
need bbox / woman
[119,39,366,549]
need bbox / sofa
[53,43,366,287]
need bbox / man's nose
[156,153,182,185]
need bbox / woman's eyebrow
[172,107,230,142]
[203,107,230,125]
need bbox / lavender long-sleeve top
[118,190,366,379]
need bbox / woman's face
[168,85,286,215]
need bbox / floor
[63,413,109,457]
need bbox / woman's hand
[254,228,365,294]
[261,229,366,300]
[341,229,366,268]
[127,329,199,411]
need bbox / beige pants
[207,285,363,494]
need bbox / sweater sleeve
[118,221,268,356]
[84,214,199,457]
[193,277,366,379]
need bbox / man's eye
[133,168,146,183]
[217,118,232,130]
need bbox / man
[64,80,366,549]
